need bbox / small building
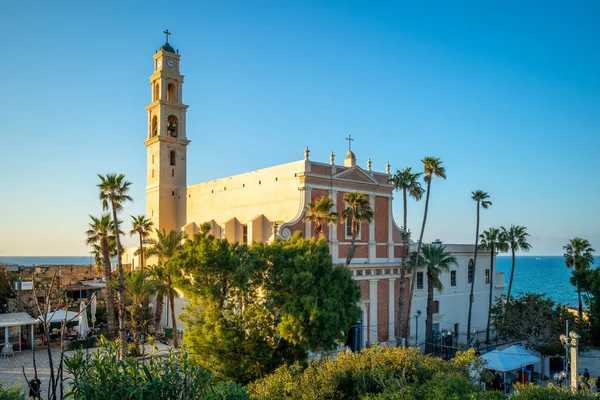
[0,312,39,352]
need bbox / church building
[125,34,504,350]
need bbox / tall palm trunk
[111,202,127,358]
[139,234,144,270]
[155,292,164,332]
[578,287,583,320]
[467,202,481,342]
[404,179,432,342]
[101,239,117,339]
[485,245,495,344]
[346,236,357,267]
[507,247,516,300]
[425,271,434,354]
[168,276,179,348]
[397,188,408,346]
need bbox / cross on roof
[346,134,354,151]
[164,29,171,44]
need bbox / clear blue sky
[1,1,598,256]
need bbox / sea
[495,255,600,307]
[1,255,597,307]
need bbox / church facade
[125,37,504,350]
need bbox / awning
[39,310,79,323]
[0,312,40,328]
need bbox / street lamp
[415,310,422,348]
[553,371,567,388]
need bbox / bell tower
[144,30,190,234]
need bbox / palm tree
[124,270,159,353]
[404,157,446,343]
[97,173,133,357]
[303,196,338,239]
[130,215,154,270]
[479,227,508,344]
[340,191,374,267]
[145,229,187,348]
[85,214,119,339]
[502,225,531,300]
[147,264,168,332]
[389,167,424,346]
[420,244,457,354]
[467,191,492,342]
[564,238,596,319]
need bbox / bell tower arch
[144,30,190,234]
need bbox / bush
[512,383,596,399]
[0,381,26,400]
[248,346,501,400]
[64,338,248,399]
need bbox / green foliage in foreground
[0,381,26,400]
[248,346,596,400]
[248,346,503,400]
[170,231,361,384]
[64,339,248,400]
[513,383,597,399]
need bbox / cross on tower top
[346,134,354,152]
[164,29,171,44]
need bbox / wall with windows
[409,244,504,348]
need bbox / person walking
[28,374,41,399]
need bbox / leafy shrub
[0,381,26,400]
[248,346,501,400]
[512,383,597,399]
[64,338,248,399]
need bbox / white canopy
[41,310,78,323]
[0,312,40,328]
[481,345,541,372]
[481,350,523,372]
[501,345,540,366]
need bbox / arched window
[167,115,178,137]
[170,150,176,166]
[151,116,158,137]
[153,83,159,101]
[167,83,175,102]
[468,258,474,284]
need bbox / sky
[0,1,598,256]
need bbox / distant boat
[536,257,541,260]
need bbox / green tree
[144,229,186,348]
[502,225,532,300]
[572,268,600,339]
[97,173,133,357]
[129,214,154,270]
[467,190,492,342]
[124,269,158,353]
[340,191,374,267]
[490,293,575,357]
[479,227,508,344]
[303,196,338,239]
[419,244,457,354]
[564,237,595,319]
[405,157,446,343]
[389,167,424,346]
[85,214,119,339]
[170,231,361,384]
[147,264,168,332]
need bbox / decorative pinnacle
[304,146,310,160]
[367,158,372,171]
[330,151,335,165]
[385,161,391,174]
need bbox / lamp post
[415,310,421,348]
[553,371,567,388]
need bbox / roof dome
[160,43,175,53]
[345,150,356,159]
[344,150,356,167]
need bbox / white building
[409,243,504,350]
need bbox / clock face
[167,59,175,68]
